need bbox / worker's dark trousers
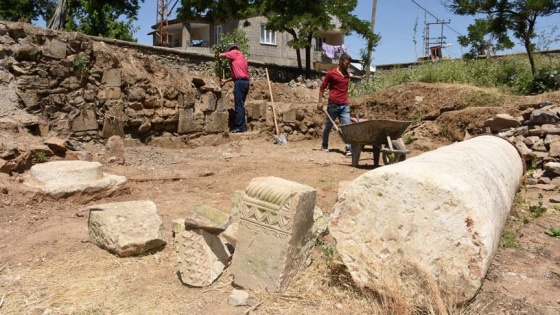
[233,79,249,131]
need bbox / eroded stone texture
[230,176,317,292]
[175,229,230,287]
[23,160,127,203]
[330,136,524,306]
[185,204,230,234]
[88,200,166,257]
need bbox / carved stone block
[175,229,230,287]
[231,176,316,292]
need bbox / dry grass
[243,245,482,315]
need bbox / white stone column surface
[330,135,524,304]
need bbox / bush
[349,54,560,98]
[531,66,560,94]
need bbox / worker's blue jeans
[322,103,351,151]
[233,79,249,131]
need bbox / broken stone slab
[44,137,67,154]
[330,135,524,306]
[174,228,230,287]
[228,289,256,306]
[230,176,317,293]
[88,200,166,257]
[483,114,521,132]
[23,160,126,203]
[544,162,560,176]
[529,109,559,125]
[185,204,230,234]
[105,135,125,164]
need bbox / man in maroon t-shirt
[219,44,250,133]
[317,53,352,156]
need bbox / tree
[447,0,560,75]
[48,0,69,30]
[0,0,51,23]
[49,0,143,41]
[0,0,142,41]
[176,0,378,73]
[259,0,377,73]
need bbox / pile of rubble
[485,102,560,188]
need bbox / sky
[40,0,560,66]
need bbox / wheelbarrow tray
[340,119,412,145]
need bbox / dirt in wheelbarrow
[1,81,560,314]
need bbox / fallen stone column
[330,135,524,306]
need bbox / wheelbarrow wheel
[382,139,407,165]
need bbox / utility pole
[423,20,449,59]
[366,0,378,77]
[155,0,179,47]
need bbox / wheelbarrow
[339,119,412,167]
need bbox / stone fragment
[483,114,520,132]
[530,110,559,125]
[541,124,560,135]
[549,141,560,158]
[24,160,126,203]
[228,289,256,306]
[544,162,560,176]
[42,38,67,59]
[71,109,97,132]
[105,135,125,164]
[88,200,166,257]
[175,229,230,287]
[185,204,230,234]
[231,176,317,293]
[102,68,122,87]
[44,137,67,154]
[549,196,560,203]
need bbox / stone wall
[0,21,329,146]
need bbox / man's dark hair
[339,53,351,62]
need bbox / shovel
[322,107,345,142]
[265,68,288,145]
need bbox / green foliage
[61,0,143,41]
[73,52,89,81]
[528,193,547,218]
[0,0,50,23]
[404,134,414,145]
[439,125,450,138]
[350,54,560,98]
[535,26,560,51]
[446,0,560,75]
[316,239,334,260]
[553,204,560,211]
[500,232,521,249]
[34,151,47,163]
[544,226,560,238]
[411,112,422,124]
[531,66,560,94]
[178,0,377,72]
[212,29,249,79]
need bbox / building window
[260,25,276,45]
[214,25,222,44]
[315,37,326,51]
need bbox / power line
[409,0,463,36]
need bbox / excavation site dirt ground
[1,81,560,314]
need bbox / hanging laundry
[322,43,349,59]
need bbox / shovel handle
[322,107,340,132]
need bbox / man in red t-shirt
[317,53,352,156]
[219,44,250,133]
